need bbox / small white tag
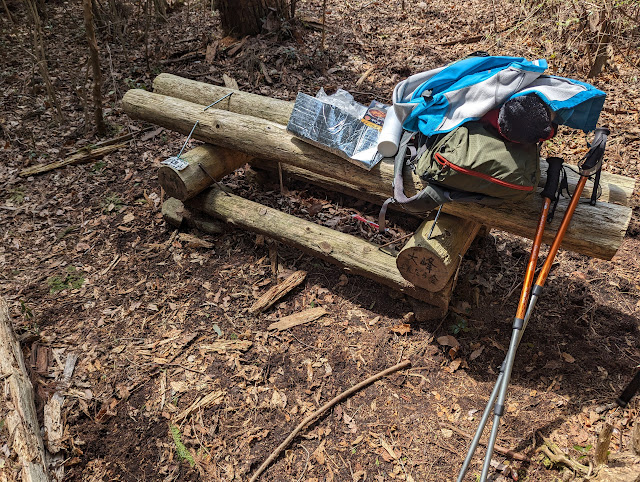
[162,156,189,171]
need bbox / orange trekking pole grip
[515,156,563,320]
[533,175,587,289]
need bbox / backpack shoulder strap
[377,131,447,233]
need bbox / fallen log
[158,144,252,200]
[188,187,454,308]
[396,217,481,292]
[152,74,636,207]
[0,297,50,482]
[123,89,633,260]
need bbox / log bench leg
[186,188,455,310]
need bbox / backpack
[377,121,540,232]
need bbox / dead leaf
[441,428,453,438]
[270,389,287,409]
[223,73,239,90]
[390,323,411,335]
[313,440,326,465]
[469,346,484,361]
[561,352,576,363]
[343,412,357,433]
[437,335,460,358]
[379,437,400,461]
[448,359,462,372]
[437,335,460,348]
[205,42,218,63]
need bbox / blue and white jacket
[391,56,606,136]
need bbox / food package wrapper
[287,90,387,170]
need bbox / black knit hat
[498,94,553,144]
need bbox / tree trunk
[153,73,293,125]
[215,0,291,37]
[83,0,107,135]
[122,89,634,260]
[23,0,64,123]
[188,188,454,309]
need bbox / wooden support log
[188,187,453,308]
[153,73,294,126]
[162,197,225,234]
[396,217,481,292]
[161,151,476,291]
[122,89,632,260]
[158,145,252,201]
[152,74,636,207]
[0,297,50,482]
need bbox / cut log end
[396,216,480,292]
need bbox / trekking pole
[478,128,609,481]
[457,157,563,481]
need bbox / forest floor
[1,0,640,481]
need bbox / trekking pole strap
[579,127,609,177]
[540,156,563,200]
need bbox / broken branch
[249,359,411,482]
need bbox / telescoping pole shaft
[479,176,588,481]
[457,156,564,482]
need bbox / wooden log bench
[122,76,636,317]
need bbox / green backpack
[378,122,540,231]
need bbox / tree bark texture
[152,74,636,207]
[82,0,106,135]
[188,188,453,308]
[396,217,481,292]
[122,89,634,260]
[0,297,50,482]
[215,0,290,37]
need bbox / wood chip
[249,270,307,314]
[174,389,226,422]
[267,307,327,331]
[178,232,213,249]
[223,73,239,90]
[199,339,253,354]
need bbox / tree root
[537,437,593,477]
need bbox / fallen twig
[19,143,126,177]
[438,422,531,462]
[19,127,152,177]
[249,359,412,481]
